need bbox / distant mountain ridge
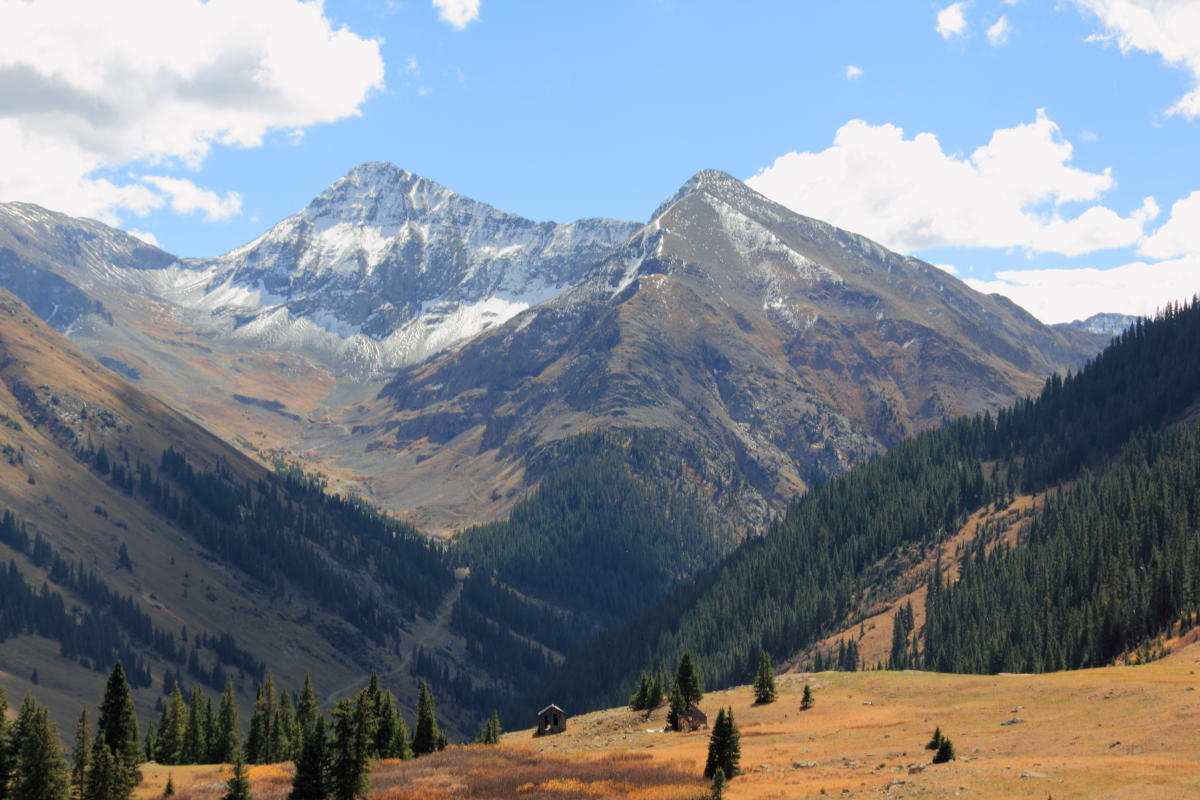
[0,165,1108,532]
[1061,312,1141,337]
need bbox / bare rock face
[363,170,1108,532]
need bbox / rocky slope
[349,170,1108,531]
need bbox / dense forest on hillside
[449,431,729,694]
[534,300,1200,714]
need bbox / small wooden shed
[537,704,567,735]
[684,707,708,732]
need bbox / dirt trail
[321,571,465,708]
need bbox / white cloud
[845,65,864,80]
[433,0,480,30]
[0,0,384,224]
[965,256,1200,323]
[936,3,969,38]
[140,176,243,222]
[933,262,960,275]
[403,56,422,76]
[1140,190,1200,259]
[126,230,160,247]
[1071,0,1200,118]
[746,110,1154,257]
[987,15,1012,45]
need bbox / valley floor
[145,642,1200,799]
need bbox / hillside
[132,642,1200,799]
[534,299,1200,716]
[0,288,459,737]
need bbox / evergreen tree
[665,683,688,732]
[410,682,443,757]
[800,684,814,710]
[272,692,298,763]
[629,672,651,711]
[709,767,726,800]
[10,696,70,800]
[295,677,319,746]
[674,652,703,708]
[81,742,119,800]
[328,697,370,800]
[647,669,665,709]
[372,692,407,760]
[95,662,140,797]
[212,682,240,764]
[932,736,956,764]
[0,686,10,800]
[222,751,253,800]
[69,709,90,800]
[155,684,186,765]
[752,650,776,704]
[246,675,277,764]
[476,711,502,745]
[182,687,206,764]
[163,774,175,798]
[288,717,326,800]
[925,727,943,751]
[142,724,155,765]
[703,707,740,780]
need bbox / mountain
[0,288,462,736]
[536,302,1200,715]
[0,166,1106,534]
[348,170,1108,531]
[1059,311,1141,337]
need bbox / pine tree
[665,683,688,732]
[932,736,956,764]
[328,697,370,800]
[163,774,175,798]
[183,687,206,764]
[674,652,703,708]
[0,686,11,800]
[476,711,502,745]
[373,692,407,759]
[752,649,777,705]
[703,707,740,780]
[81,742,119,800]
[925,727,943,751]
[10,696,70,800]
[155,684,186,765]
[273,692,298,763]
[295,677,319,746]
[95,662,140,798]
[212,682,240,764]
[246,675,277,764]
[69,709,90,800]
[629,672,651,711]
[288,717,326,800]
[222,751,253,800]
[142,724,155,765]
[800,684,814,710]
[411,682,443,757]
[647,669,665,709]
[709,767,726,800]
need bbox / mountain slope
[0,288,459,735]
[349,170,1107,531]
[534,301,1200,715]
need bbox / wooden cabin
[537,704,567,735]
[684,707,708,731]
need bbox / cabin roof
[538,704,565,716]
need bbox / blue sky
[1,0,1198,322]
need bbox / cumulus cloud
[987,15,1012,45]
[1140,190,1200,259]
[433,0,481,29]
[965,256,1200,323]
[746,110,1156,257]
[140,176,243,222]
[0,0,384,223]
[1071,0,1200,118]
[126,230,161,247]
[845,65,864,80]
[936,3,969,38]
